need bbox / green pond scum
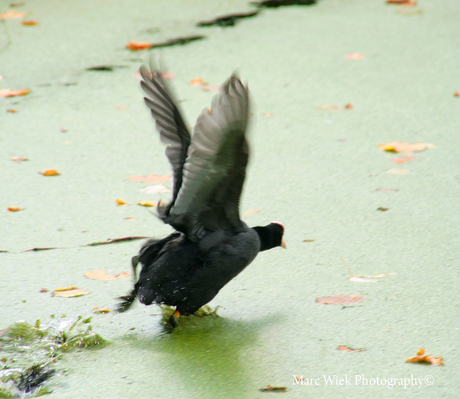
[0,317,108,397]
[159,305,221,330]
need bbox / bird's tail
[115,255,140,313]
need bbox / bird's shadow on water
[124,312,285,393]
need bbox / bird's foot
[169,310,180,328]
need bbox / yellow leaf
[137,201,161,207]
[52,287,90,297]
[39,169,60,176]
[8,206,24,212]
[116,198,128,206]
[189,77,207,86]
[84,270,129,280]
[0,10,26,19]
[126,41,152,51]
[0,88,30,98]
[377,141,435,153]
[244,209,262,214]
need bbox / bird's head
[253,222,287,251]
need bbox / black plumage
[117,63,285,326]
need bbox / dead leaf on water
[349,277,376,283]
[377,141,435,153]
[303,239,315,242]
[0,10,26,19]
[345,53,365,59]
[115,105,128,109]
[11,156,28,162]
[259,386,287,392]
[116,198,128,206]
[7,109,18,113]
[0,88,30,98]
[137,201,163,207]
[125,217,136,221]
[84,236,147,246]
[189,77,207,86]
[52,286,90,298]
[377,207,389,211]
[93,307,111,314]
[127,174,171,183]
[454,92,460,97]
[140,184,170,194]
[39,169,60,176]
[376,188,399,192]
[20,247,57,252]
[337,345,366,352]
[8,206,24,212]
[391,155,417,164]
[21,20,39,25]
[316,103,353,110]
[262,112,273,117]
[84,270,129,280]
[201,86,220,92]
[161,72,176,80]
[126,41,152,51]
[316,295,366,305]
[244,209,262,214]
[406,349,444,366]
[386,0,417,5]
[387,169,409,175]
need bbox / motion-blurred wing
[164,74,250,240]
[139,64,191,215]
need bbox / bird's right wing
[139,64,191,215]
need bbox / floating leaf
[377,141,435,153]
[259,386,287,392]
[52,287,90,298]
[127,174,171,183]
[262,112,273,117]
[60,126,68,132]
[386,0,417,5]
[115,105,128,109]
[8,206,24,212]
[303,239,315,242]
[39,288,48,293]
[21,20,39,25]
[39,169,60,176]
[0,88,30,97]
[349,277,376,283]
[337,345,366,352]
[189,77,207,86]
[316,295,366,305]
[201,86,220,92]
[137,201,162,207]
[10,2,25,6]
[7,108,18,113]
[93,307,111,314]
[197,11,259,27]
[391,155,417,164]
[116,198,128,206]
[376,188,399,192]
[345,53,365,59]
[0,10,26,19]
[84,270,129,280]
[454,92,460,97]
[244,209,262,214]
[21,247,56,252]
[406,349,443,365]
[126,41,152,51]
[387,169,409,175]
[140,184,170,194]
[316,103,353,110]
[377,207,388,211]
[84,236,147,246]
[125,217,136,221]
[161,72,176,79]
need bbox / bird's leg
[169,310,180,328]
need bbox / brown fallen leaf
[10,2,25,6]
[116,198,128,206]
[115,105,128,109]
[303,239,315,242]
[337,345,366,352]
[161,72,176,79]
[259,386,287,392]
[406,349,444,366]
[52,286,90,298]
[140,184,169,194]
[39,288,48,293]
[262,112,273,117]
[454,92,460,97]
[316,295,366,305]
[137,201,159,207]
[11,156,28,162]
[377,207,388,211]
[386,0,417,5]
[8,206,24,212]
[84,236,147,246]
[60,126,68,132]
[20,247,57,252]
[6,109,18,113]
[189,77,207,86]
[315,103,353,110]
[127,174,171,183]
[244,209,262,214]
[93,307,111,314]
[125,217,136,221]
[84,270,129,280]
[345,53,365,59]
[391,155,417,164]
[201,86,220,92]
[387,169,409,175]
[0,88,30,98]
[376,188,399,192]
[0,10,26,19]
[377,141,435,153]
[39,169,60,176]
[126,41,152,51]
[21,20,39,25]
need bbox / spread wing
[139,64,191,215]
[164,75,250,241]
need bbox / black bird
[118,64,286,327]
